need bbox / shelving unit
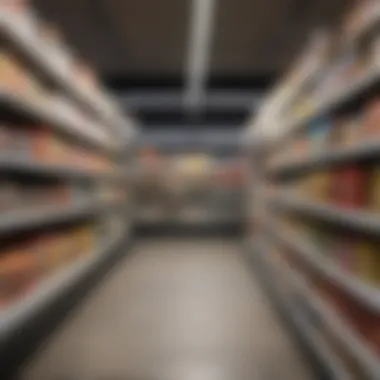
[246,1,380,379]
[0,2,134,370]
[249,242,353,380]
[0,10,134,137]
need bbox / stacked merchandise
[136,149,244,224]
[1,0,128,132]
[0,223,97,306]
[250,1,380,379]
[0,1,131,322]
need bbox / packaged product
[294,135,309,158]
[356,242,380,285]
[32,126,53,162]
[308,117,331,152]
[302,171,331,201]
[2,0,28,14]
[329,117,347,147]
[334,236,358,274]
[367,167,380,212]
[74,225,95,254]
[36,233,65,273]
[0,52,27,92]
[330,166,368,208]
[362,97,380,139]
[0,245,39,306]
[340,114,363,147]
[0,124,14,152]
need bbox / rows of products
[283,162,380,211]
[281,215,380,288]
[0,122,111,171]
[137,149,244,222]
[271,93,380,167]
[0,222,99,307]
[0,0,129,319]
[250,1,380,379]
[267,246,375,379]
[0,177,75,212]
[1,0,121,123]
[285,0,380,125]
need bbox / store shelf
[0,232,124,342]
[280,260,380,380]
[0,13,126,133]
[272,194,380,236]
[251,244,353,380]
[281,67,380,141]
[0,200,118,236]
[350,6,380,44]
[272,225,380,314]
[1,91,116,152]
[269,138,380,179]
[0,154,122,181]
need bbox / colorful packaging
[362,98,380,139]
[0,245,38,306]
[330,166,368,208]
[308,117,331,152]
[367,167,380,212]
[340,114,363,147]
[335,237,358,274]
[356,242,380,285]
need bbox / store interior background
[5,0,380,379]
[32,0,353,230]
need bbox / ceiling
[32,0,354,129]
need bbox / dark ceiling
[32,0,353,129]
[33,0,353,87]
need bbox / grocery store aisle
[21,239,314,380]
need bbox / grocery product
[368,166,380,212]
[339,114,363,147]
[356,242,380,286]
[330,166,368,208]
[362,97,380,139]
[297,171,332,201]
[308,117,331,153]
[334,236,358,274]
[0,241,39,306]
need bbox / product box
[0,245,39,306]
[340,114,363,147]
[330,166,368,208]
[335,237,358,274]
[362,98,380,139]
[356,242,380,285]
[367,167,380,212]
[303,171,332,201]
[32,126,53,162]
[308,117,332,153]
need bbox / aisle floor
[21,238,314,380]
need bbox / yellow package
[368,168,380,212]
[356,242,380,285]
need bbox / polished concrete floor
[21,238,315,380]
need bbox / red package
[330,166,369,208]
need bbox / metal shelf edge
[272,195,380,236]
[0,233,124,341]
[273,226,380,313]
